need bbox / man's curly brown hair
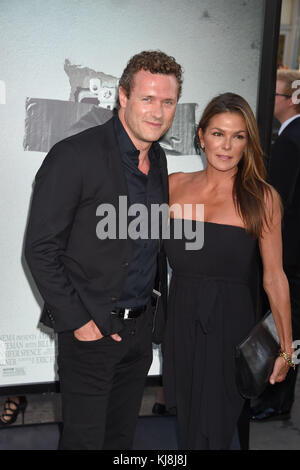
[117,50,183,107]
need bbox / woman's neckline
[170,217,246,231]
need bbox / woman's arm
[168,172,185,218]
[259,186,294,383]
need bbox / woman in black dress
[163,93,294,450]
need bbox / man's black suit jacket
[268,116,300,273]
[25,118,169,338]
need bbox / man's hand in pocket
[74,320,122,342]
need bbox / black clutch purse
[235,310,279,399]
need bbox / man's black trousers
[57,307,153,450]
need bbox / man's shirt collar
[278,114,300,136]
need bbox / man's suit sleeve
[269,138,300,207]
[25,140,92,331]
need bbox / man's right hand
[74,320,122,342]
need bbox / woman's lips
[216,154,232,160]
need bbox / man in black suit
[251,69,300,422]
[25,50,183,449]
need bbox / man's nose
[152,102,163,119]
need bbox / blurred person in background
[251,69,300,422]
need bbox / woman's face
[198,112,248,174]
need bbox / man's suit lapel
[104,119,129,198]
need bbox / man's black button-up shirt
[114,113,164,308]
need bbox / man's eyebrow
[141,95,176,99]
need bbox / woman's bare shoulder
[168,171,185,181]
[169,170,204,187]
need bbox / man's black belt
[111,305,147,319]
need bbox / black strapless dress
[163,219,258,450]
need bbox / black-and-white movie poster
[0,0,264,387]
[24,59,198,156]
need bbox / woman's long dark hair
[197,93,275,238]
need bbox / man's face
[274,80,290,122]
[118,70,178,148]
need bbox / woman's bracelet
[279,349,296,370]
